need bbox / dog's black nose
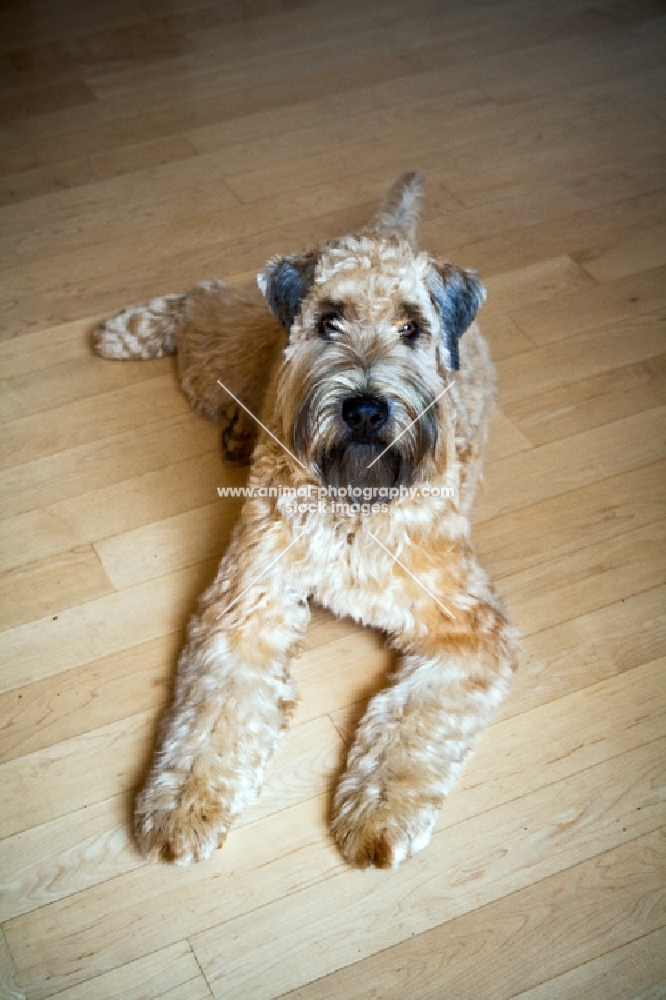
[342,395,389,436]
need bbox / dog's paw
[221,405,256,463]
[331,783,438,869]
[222,406,257,465]
[134,780,228,865]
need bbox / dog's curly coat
[94,173,519,869]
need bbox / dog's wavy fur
[94,173,519,868]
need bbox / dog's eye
[317,313,342,338]
[400,320,420,342]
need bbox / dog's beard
[318,440,404,492]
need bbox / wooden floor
[1,0,665,997]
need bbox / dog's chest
[295,508,455,631]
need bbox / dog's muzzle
[295,379,439,496]
[315,393,404,493]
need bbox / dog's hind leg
[94,280,285,459]
[174,280,284,428]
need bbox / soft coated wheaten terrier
[94,173,519,869]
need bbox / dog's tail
[92,292,186,359]
[364,171,424,247]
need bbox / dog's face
[259,236,485,492]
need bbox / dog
[93,173,519,869]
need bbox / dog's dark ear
[427,261,486,370]
[257,252,318,333]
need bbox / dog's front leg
[332,580,519,869]
[135,521,309,864]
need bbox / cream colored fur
[93,173,519,868]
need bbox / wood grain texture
[0,928,24,1000]
[512,926,666,1000]
[46,942,212,1000]
[1,0,664,997]
[189,741,665,999]
[281,831,666,1000]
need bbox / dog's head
[258,235,485,492]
